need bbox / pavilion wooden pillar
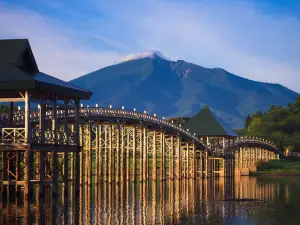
[8,102,13,127]
[39,92,45,196]
[74,98,80,194]
[24,90,32,199]
[63,97,69,194]
[152,131,157,181]
[25,90,31,143]
[51,93,58,196]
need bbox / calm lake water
[1,176,300,224]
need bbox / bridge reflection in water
[0,177,291,225]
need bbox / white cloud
[100,0,300,92]
[92,35,129,51]
[0,0,300,93]
[0,4,124,81]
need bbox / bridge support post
[87,123,92,185]
[80,125,84,184]
[103,126,108,182]
[140,127,143,182]
[186,143,189,178]
[132,126,136,182]
[126,126,130,181]
[120,125,125,183]
[152,131,157,181]
[192,143,196,179]
[175,137,181,179]
[116,125,120,183]
[169,136,174,180]
[142,127,147,181]
[52,150,58,197]
[24,150,32,199]
[160,132,166,181]
[95,124,100,184]
[109,124,114,183]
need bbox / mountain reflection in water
[1,176,300,225]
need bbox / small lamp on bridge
[144,110,147,113]
[109,104,112,109]
[163,117,165,119]
[87,105,89,108]
[154,113,156,117]
[133,108,136,112]
[96,104,99,107]
[18,106,21,111]
[38,104,40,109]
[80,103,83,107]
[122,106,125,110]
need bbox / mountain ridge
[70,55,297,128]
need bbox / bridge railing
[235,136,277,149]
[8,107,207,149]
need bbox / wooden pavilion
[184,106,237,177]
[0,39,92,198]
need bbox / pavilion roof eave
[0,80,92,100]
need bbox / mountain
[70,51,298,128]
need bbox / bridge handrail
[236,136,277,148]
[6,107,208,149]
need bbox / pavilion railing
[1,128,77,145]
[2,128,26,143]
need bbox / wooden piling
[152,131,157,181]
[175,137,181,179]
[140,127,143,182]
[169,136,174,180]
[142,128,147,181]
[126,126,130,181]
[120,125,125,183]
[132,126,136,182]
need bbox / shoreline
[251,172,300,176]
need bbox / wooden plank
[0,98,24,102]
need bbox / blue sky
[0,0,300,92]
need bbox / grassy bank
[255,160,300,175]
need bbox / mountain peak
[117,50,170,64]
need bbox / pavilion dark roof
[0,39,92,100]
[183,106,238,137]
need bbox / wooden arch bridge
[0,39,280,199]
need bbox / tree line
[236,94,300,152]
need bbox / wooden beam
[24,90,31,143]
[0,98,24,103]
